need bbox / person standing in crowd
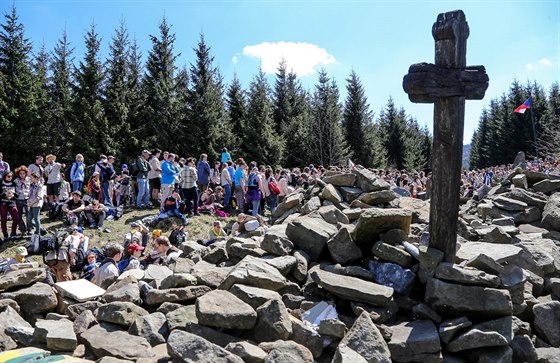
[0,172,19,241]
[160,153,179,204]
[70,154,85,192]
[107,155,117,204]
[44,154,64,204]
[180,158,199,217]
[221,147,232,164]
[209,161,221,191]
[28,155,44,179]
[0,152,10,178]
[14,166,30,236]
[27,172,44,235]
[234,159,247,214]
[148,149,162,205]
[136,150,152,209]
[59,173,71,201]
[196,154,211,192]
[264,167,279,214]
[246,163,263,216]
[88,172,101,201]
[221,162,232,210]
[96,155,115,207]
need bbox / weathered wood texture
[402,10,489,262]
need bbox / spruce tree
[29,43,50,157]
[104,20,130,158]
[73,23,109,161]
[272,59,291,135]
[0,6,36,164]
[342,70,373,167]
[125,38,144,156]
[403,117,424,171]
[378,97,407,170]
[225,75,246,155]
[46,29,74,158]
[308,70,348,167]
[142,16,178,151]
[243,69,284,165]
[188,34,232,159]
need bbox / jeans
[137,178,150,207]
[85,210,106,228]
[181,187,198,215]
[235,185,244,213]
[158,208,188,224]
[251,199,259,216]
[72,180,83,192]
[16,199,28,233]
[223,184,231,206]
[27,206,41,234]
[101,180,113,206]
[0,205,19,237]
[267,194,278,214]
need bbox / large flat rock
[167,330,244,363]
[0,282,57,316]
[55,279,105,302]
[0,268,46,291]
[311,268,393,307]
[388,320,441,363]
[145,286,211,306]
[455,242,522,264]
[352,208,412,246]
[81,323,155,360]
[286,216,338,261]
[196,290,257,330]
[219,255,287,291]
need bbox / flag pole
[530,97,538,157]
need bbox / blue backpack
[248,172,258,188]
[117,257,131,273]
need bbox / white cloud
[538,58,552,66]
[525,63,535,71]
[232,55,239,64]
[241,41,336,76]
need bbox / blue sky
[2,0,558,144]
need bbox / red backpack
[268,177,281,195]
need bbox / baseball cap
[15,246,28,256]
[122,164,128,169]
[152,229,161,237]
[127,243,145,254]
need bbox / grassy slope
[0,207,234,264]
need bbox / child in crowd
[80,252,99,281]
[158,190,188,225]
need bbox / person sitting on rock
[197,220,228,246]
[119,243,144,272]
[123,221,149,257]
[0,246,32,273]
[231,213,267,237]
[154,236,182,266]
[80,251,99,281]
[140,229,162,268]
[93,243,123,288]
[62,191,86,226]
[45,225,79,282]
[158,190,188,225]
[84,199,108,231]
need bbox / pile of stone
[0,166,558,362]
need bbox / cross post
[403,10,489,262]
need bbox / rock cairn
[0,166,559,362]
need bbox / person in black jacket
[0,172,19,241]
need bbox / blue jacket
[161,160,179,185]
[71,162,85,182]
[197,160,211,185]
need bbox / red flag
[514,98,532,114]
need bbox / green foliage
[225,74,246,155]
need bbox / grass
[0,206,235,265]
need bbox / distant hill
[462,144,471,169]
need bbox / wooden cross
[403,10,489,262]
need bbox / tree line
[0,6,431,170]
[469,80,560,169]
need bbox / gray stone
[320,183,343,203]
[511,334,538,363]
[507,188,547,209]
[353,167,390,192]
[0,298,20,313]
[288,316,322,358]
[418,246,444,284]
[286,216,338,261]
[103,280,141,304]
[166,305,197,331]
[145,285,211,306]
[73,309,97,336]
[65,301,102,320]
[82,323,154,360]
[34,318,77,351]
[518,239,559,275]
[425,278,512,317]
[0,268,46,290]
[533,179,560,194]
[499,264,526,287]
[359,190,397,205]
[263,255,297,276]
[292,250,309,283]
[438,317,472,344]
[196,290,257,330]
[311,267,393,306]
[318,318,347,338]
[492,217,515,226]
[434,262,500,287]
[96,301,149,327]
[447,326,508,352]
[542,193,560,232]
[412,303,442,324]
[478,346,513,363]
[493,196,528,211]
[333,312,391,363]
[327,226,362,265]
[0,305,32,347]
[323,173,357,187]
[143,265,174,281]
[339,187,363,203]
[352,208,412,246]
[535,347,560,363]
[254,299,292,341]
[464,253,504,275]
[261,224,293,256]
[512,174,528,189]
[318,205,350,225]
[398,197,430,224]
[533,301,560,347]
[259,340,313,363]
[301,196,321,214]
[0,282,58,317]
[368,260,416,295]
[380,228,410,246]
[167,329,243,363]
[129,312,169,347]
[160,273,198,289]
[514,206,543,224]
[388,320,441,363]
[5,325,34,346]
[372,241,412,267]
[455,242,522,263]
[226,238,266,260]
[229,284,282,310]
[482,226,512,244]
[219,255,287,291]
[225,341,267,363]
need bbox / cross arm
[403,63,489,103]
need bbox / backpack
[117,257,131,273]
[49,202,64,221]
[71,241,88,273]
[289,173,299,187]
[169,227,187,246]
[26,234,55,255]
[129,161,140,177]
[248,172,258,189]
[268,178,281,195]
[42,228,69,266]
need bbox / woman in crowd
[0,172,19,241]
[27,172,44,235]
[70,154,85,192]
[14,166,30,235]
